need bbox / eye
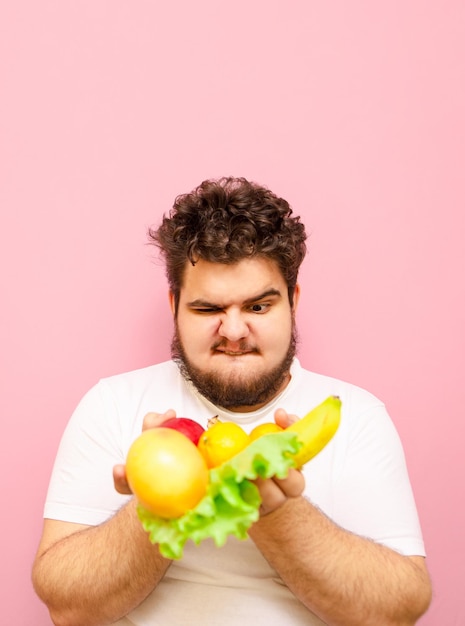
[248,303,269,313]
[193,307,222,314]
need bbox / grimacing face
[170,257,300,412]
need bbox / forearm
[32,499,171,626]
[249,497,431,626]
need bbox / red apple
[161,417,205,446]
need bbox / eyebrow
[187,288,282,309]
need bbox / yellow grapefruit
[126,428,209,518]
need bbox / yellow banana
[286,395,341,468]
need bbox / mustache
[211,340,260,353]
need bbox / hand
[113,409,177,495]
[254,407,305,515]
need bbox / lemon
[197,422,250,468]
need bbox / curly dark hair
[148,177,307,311]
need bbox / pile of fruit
[125,396,341,559]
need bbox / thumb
[274,408,299,429]
[142,409,177,431]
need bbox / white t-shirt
[44,359,425,626]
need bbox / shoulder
[98,360,180,391]
[291,360,385,417]
[77,360,184,418]
[65,360,185,445]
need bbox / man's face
[170,257,300,412]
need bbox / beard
[171,322,298,410]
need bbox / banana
[286,395,341,468]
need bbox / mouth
[221,351,250,356]
[214,346,259,357]
[216,350,252,356]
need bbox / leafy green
[137,431,301,559]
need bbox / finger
[113,464,132,495]
[142,409,177,431]
[274,408,299,429]
[255,470,305,516]
[255,477,287,515]
[273,468,305,499]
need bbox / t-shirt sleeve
[327,400,425,557]
[44,381,131,525]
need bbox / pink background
[1,2,463,624]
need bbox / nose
[218,309,249,342]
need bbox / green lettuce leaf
[137,430,301,559]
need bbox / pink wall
[1,2,463,623]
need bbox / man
[32,177,432,625]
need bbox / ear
[168,291,176,316]
[292,284,301,313]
